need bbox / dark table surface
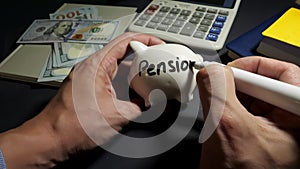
[0,0,297,168]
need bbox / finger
[228,56,300,86]
[228,56,300,122]
[196,67,210,118]
[196,64,241,118]
[196,64,256,145]
[101,32,164,60]
[114,99,142,122]
[107,32,164,64]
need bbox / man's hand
[0,32,164,169]
[197,56,300,169]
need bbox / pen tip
[193,62,205,69]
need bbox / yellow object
[262,7,300,48]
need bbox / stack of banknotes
[17,6,120,82]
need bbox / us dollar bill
[67,20,118,43]
[17,20,76,43]
[17,19,119,44]
[38,51,72,82]
[53,42,103,67]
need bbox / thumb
[196,64,252,143]
[196,64,239,118]
[114,99,142,121]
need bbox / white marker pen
[194,61,300,116]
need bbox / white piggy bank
[128,41,203,106]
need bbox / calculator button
[180,22,196,36]
[196,6,206,12]
[200,19,212,26]
[180,10,191,16]
[156,11,167,17]
[213,21,224,28]
[166,13,178,19]
[207,8,218,14]
[177,15,188,21]
[146,4,159,15]
[145,9,156,15]
[139,14,151,21]
[146,22,158,29]
[168,26,181,33]
[189,17,201,24]
[170,8,181,14]
[206,33,218,41]
[216,15,227,22]
[192,11,204,18]
[193,31,206,39]
[157,24,169,31]
[172,20,184,27]
[162,18,174,25]
[151,16,163,23]
[149,4,159,10]
[204,14,215,20]
[219,10,229,15]
[198,25,209,32]
[210,27,221,34]
[134,20,146,26]
[160,6,170,12]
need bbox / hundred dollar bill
[17,19,119,44]
[50,6,99,20]
[38,51,72,82]
[17,20,76,43]
[68,20,119,43]
[53,42,103,67]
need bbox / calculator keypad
[133,4,228,42]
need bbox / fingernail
[227,61,234,66]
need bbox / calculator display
[176,0,236,8]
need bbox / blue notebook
[226,9,288,58]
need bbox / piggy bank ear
[130,41,148,52]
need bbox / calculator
[128,0,241,50]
